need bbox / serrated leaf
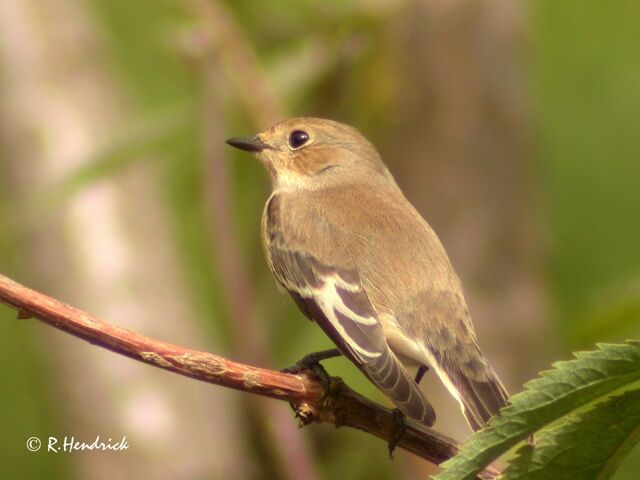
[503,388,640,480]
[434,342,640,480]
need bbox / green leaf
[503,389,640,480]
[434,342,640,480]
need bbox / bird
[226,117,509,431]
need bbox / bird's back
[266,183,510,430]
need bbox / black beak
[225,136,270,153]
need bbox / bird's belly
[381,316,430,368]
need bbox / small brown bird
[226,118,509,430]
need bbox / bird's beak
[225,136,271,153]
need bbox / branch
[0,273,499,478]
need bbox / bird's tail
[436,358,510,431]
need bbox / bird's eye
[288,130,309,149]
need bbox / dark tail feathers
[444,363,510,431]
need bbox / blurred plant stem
[184,0,285,126]
[0,0,247,478]
[380,0,551,453]
[187,1,322,478]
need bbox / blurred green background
[0,1,638,479]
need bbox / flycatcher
[226,117,509,430]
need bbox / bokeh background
[0,1,639,479]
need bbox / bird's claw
[388,408,406,458]
[282,349,340,390]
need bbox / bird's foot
[282,348,341,389]
[414,364,429,385]
[388,408,406,459]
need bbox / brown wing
[263,195,434,425]
[427,335,509,430]
[395,289,510,431]
[275,248,435,425]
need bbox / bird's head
[226,117,394,191]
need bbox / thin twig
[179,2,319,476]
[0,273,500,479]
[199,49,322,480]
[184,0,285,126]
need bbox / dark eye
[288,130,309,149]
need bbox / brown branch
[0,273,499,478]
